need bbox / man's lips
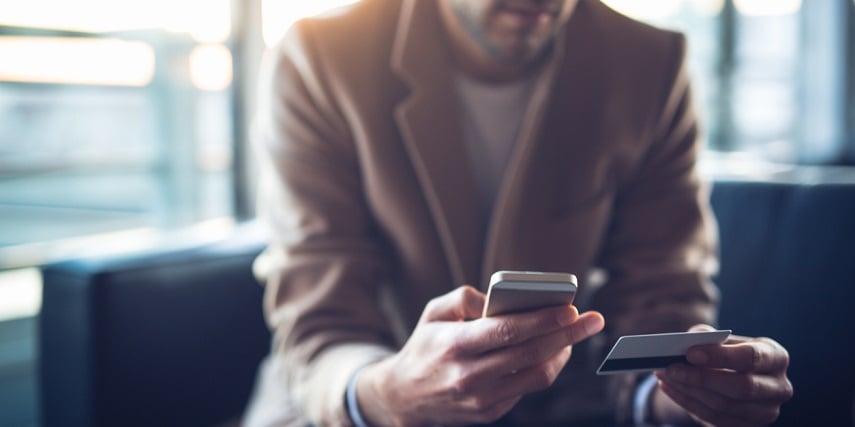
[502,1,561,16]
[499,6,557,27]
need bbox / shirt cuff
[346,365,372,427]
[632,374,659,426]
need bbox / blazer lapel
[480,0,598,281]
[391,0,483,287]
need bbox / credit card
[596,330,731,375]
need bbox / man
[246,0,793,425]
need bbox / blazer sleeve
[253,23,396,426]
[590,33,721,424]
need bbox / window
[603,0,855,165]
[0,0,236,269]
[261,0,360,47]
[0,2,363,426]
[0,4,238,423]
[6,0,849,268]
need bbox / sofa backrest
[39,181,855,426]
[711,180,855,427]
[40,225,270,427]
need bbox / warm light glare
[0,0,231,43]
[691,0,725,16]
[262,0,361,47]
[189,44,233,91]
[602,0,684,21]
[734,0,802,16]
[0,269,42,322]
[0,37,155,86]
[162,0,232,43]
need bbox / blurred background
[0,0,853,425]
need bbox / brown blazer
[253,0,720,425]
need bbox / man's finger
[422,285,486,322]
[658,380,755,427]
[456,308,604,356]
[560,311,605,347]
[472,323,580,378]
[687,338,789,374]
[452,305,582,354]
[454,349,569,422]
[459,285,488,319]
[661,377,783,425]
[660,364,794,402]
[494,346,572,399]
[448,312,602,395]
[688,324,716,333]
[659,363,794,402]
[465,395,522,425]
[688,324,752,345]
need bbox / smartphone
[482,271,578,317]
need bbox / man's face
[445,0,575,65]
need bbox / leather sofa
[39,180,855,426]
[711,179,855,426]
[39,226,270,427]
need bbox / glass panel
[0,0,231,42]
[0,37,155,86]
[733,0,801,16]
[603,0,849,165]
[0,2,235,268]
[603,0,723,152]
[731,7,801,161]
[261,0,361,46]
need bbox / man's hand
[356,285,605,427]
[653,325,794,426]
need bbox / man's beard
[450,0,558,65]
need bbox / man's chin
[489,41,547,65]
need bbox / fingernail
[687,349,708,365]
[583,314,604,335]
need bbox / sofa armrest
[39,223,271,427]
